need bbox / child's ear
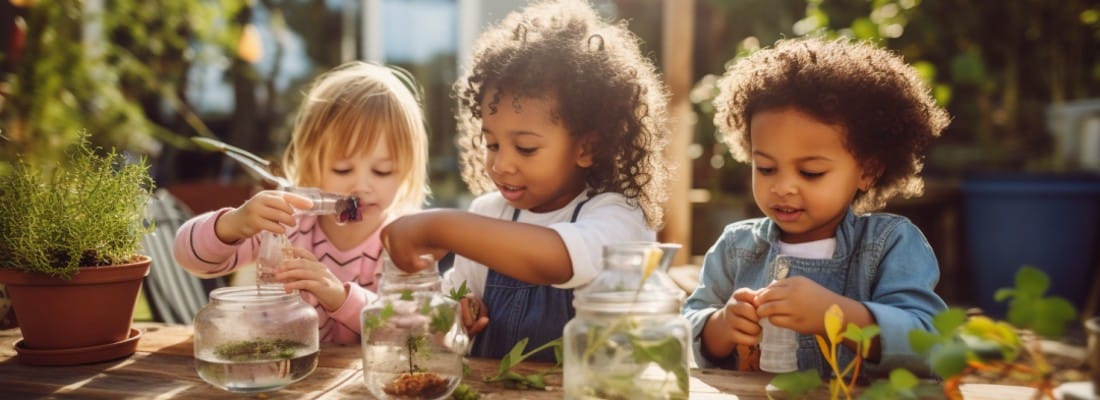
[575,134,595,168]
[859,162,882,191]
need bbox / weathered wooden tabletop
[0,322,778,399]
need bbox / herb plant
[0,135,153,279]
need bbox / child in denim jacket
[683,37,950,376]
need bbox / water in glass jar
[195,348,318,393]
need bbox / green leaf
[1029,297,1077,338]
[929,341,969,378]
[400,289,414,301]
[1014,266,1049,297]
[888,368,919,390]
[993,288,1016,302]
[448,281,471,302]
[931,308,967,337]
[908,329,942,356]
[950,51,986,85]
[769,370,822,397]
[429,303,457,334]
[363,302,395,331]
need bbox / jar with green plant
[361,254,467,400]
[0,134,154,364]
[562,242,691,400]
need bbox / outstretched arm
[381,210,573,285]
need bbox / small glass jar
[563,242,692,400]
[193,285,319,393]
[361,253,467,400]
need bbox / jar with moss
[563,242,691,400]
[193,285,319,393]
[361,253,468,400]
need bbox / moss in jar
[213,338,307,361]
[382,371,450,398]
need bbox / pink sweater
[174,209,381,344]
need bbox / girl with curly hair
[684,37,951,376]
[382,0,669,361]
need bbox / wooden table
[0,323,776,399]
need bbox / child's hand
[216,190,313,243]
[718,288,764,346]
[380,212,448,272]
[755,275,842,335]
[459,296,489,336]
[276,247,347,312]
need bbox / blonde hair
[282,61,429,214]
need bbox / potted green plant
[0,136,153,365]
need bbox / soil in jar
[382,371,451,398]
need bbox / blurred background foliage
[1,0,1099,200]
[0,0,247,174]
[687,0,1100,198]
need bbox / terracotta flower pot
[0,256,151,364]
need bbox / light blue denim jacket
[682,209,946,377]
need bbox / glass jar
[361,253,468,400]
[563,242,691,400]
[193,285,319,393]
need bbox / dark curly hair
[455,0,669,228]
[714,36,950,213]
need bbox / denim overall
[469,198,592,362]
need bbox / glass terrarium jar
[193,285,319,393]
[563,242,691,400]
[361,253,468,400]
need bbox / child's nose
[489,152,517,175]
[771,175,797,196]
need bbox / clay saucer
[13,328,142,366]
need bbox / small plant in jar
[563,242,691,400]
[361,255,467,400]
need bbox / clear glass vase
[361,253,468,400]
[193,285,319,393]
[563,242,691,400]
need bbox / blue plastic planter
[961,174,1100,317]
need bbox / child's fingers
[284,246,317,262]
[467,315,489,336]
[732,288,760,307]
[281,192,314,210]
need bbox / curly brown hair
[714,36,950,213]
[455,0,669,228]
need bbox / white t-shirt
[442,191,655,297]
[777,238,836,259]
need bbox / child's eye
[800,171,825,179]
[485,143,499,152]
[516,146,537,155]
[373,169,393,177]
[755,166,776,175]
[332,168,352,175]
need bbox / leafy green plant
[485,337,563,390]
[770,266,1078,400]
[1,0,247,172]
[0,135,153,279]
[906,266,1077,400]
[768,304,879,400]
